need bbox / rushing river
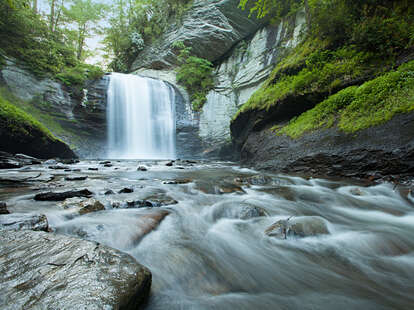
[2,160,414,310]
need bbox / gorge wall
[133,0,307,157]
[0,57,107,158]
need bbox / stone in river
[65,176,88,181]
[0,202,9,214]
[0,229,151,309]
[0,213,48,231]
[265,216,329,239]
[137,166,148,171]
[119,188,134,194]
[34,189,93,201]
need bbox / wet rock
[34,189,93,201]
[127,200,154,208]
[15,154,42,165]
[65,176,88,181]
[165,161,174,167]
[88,167,99,171]
[127,194,178,209]
[104,189,115,195]
[60,158,80,165]
[43,159,58,165]
[0,214,48,231]
[0,159,22,169]
[119,188,134,194]
[100,161,111,165]
[0,202,10,214]
[0,229,152,309]
[78,199,105,215]
[133,210,170,243]
[350,188,363,196]
[48,165,70,170]
[137,166,148,171]
[163,178,192,185]
[234,175,273,186]
[104,163,113,167]
[265,216,329,239]
[0,172,42,183]
[239,205,269,220]
[217,183,246,194]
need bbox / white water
[107,73,176,159]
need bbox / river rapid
[2,160,414,310]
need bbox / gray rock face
[0,57,109,158]
[131,0,267,71]
[200,10,306,147]
[239,111,414,180]
[0,214,49,231]
[134,9,306,157]
[0,229,151,310]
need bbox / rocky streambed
[1,157,414,309]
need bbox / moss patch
[276,60,414,138]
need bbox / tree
[64,0,107,60]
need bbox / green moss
[277,60,414,137]
[233,42,380,120]
[0,92,57,141]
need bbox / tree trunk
[49,0,55,32]
[33,0,37,13]
[77,25,86,60]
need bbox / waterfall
[107,73,176,159]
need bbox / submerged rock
[65,175,88,181]
[119,187,134,194]
[0,202,9,214]
[104,189,115,195]
[239,205,269,220]
[0,229,151,309]
[48,165,70,170]
[34,189,93,201]
[0,213,48,231]
[265,216,329,239]
[137,166,148,171]
[163,178,192,185]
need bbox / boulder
[119,188,134,194]
[0,152,41,169]
[265,216,329,239]
[0,229,151,309]
[0,202,9,214]
[238,205,269,220]
[62,198,105,215]
[34,189,93,201]
[0,213,48,231]
[137,166,148,171]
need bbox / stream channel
[1,160,414,309]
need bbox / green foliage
[0,90,57,141]
[278,60,414,137]
[0,0,105,78]
[174,42,214,111]
[234,0,414,125]
[239,0,303,21]
[56,64,104,86]
[104,0,193,72]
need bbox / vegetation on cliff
[234,0,414,134]
[0,89,76,158]
[276,60,414,137]
[173,41,214,111]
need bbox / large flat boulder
[0,229,151,309]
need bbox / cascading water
[107,73,176,159]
